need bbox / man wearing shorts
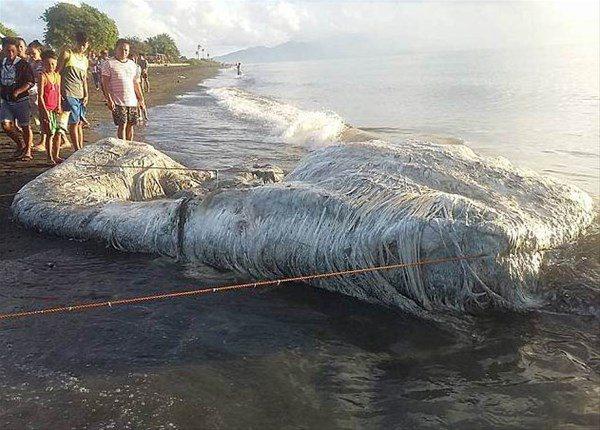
[101,39,145,141]
[0,38,35,160]
[58,31,89,151]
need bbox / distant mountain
[216,36,393,63]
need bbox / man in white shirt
[101,39,145,141]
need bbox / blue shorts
[0,98,31,126]
[62,96,86,125]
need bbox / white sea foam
[208,87,347,146]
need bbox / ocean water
[1,46,599,429]
[146,44,599,197]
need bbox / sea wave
[208,87,348,147]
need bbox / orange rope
[0,253,487,322]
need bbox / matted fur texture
[12,138,594,316]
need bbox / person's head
[114,39,130,60]
[101,49,109,59]
[74,31,89,53]
[139,53,145,60]
[16,37,27,58]
[2,38,18,62]
[41,50,58,73]
[27,40,43,60]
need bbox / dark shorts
[0,98,31,126]
[61,96,86,125]
[112,105,139,126]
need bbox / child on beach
[0,38,35,161]
[27,40,47,151]
[38,50,64,165]
[101,39,145,141]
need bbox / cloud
[1,0,598,56]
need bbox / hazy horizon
[1,0,598,58]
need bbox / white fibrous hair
[12,138,594,317]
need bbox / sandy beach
[0,63,219,284]
[0,63,228,428]
[1,52,599,430]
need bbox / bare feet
[17,154,33,162]
[47,156,65,165]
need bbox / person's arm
[101,65,114,111]
[38,73,47,115]
[82,76,88,105]
[134,81,145,109]
[133,65,145,108]
[56,75,63,114]
[82,62,89,105]
[12,62,35,99]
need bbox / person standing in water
[101,39,145,141]
[58,31,89,151]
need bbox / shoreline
[0,62,220,261]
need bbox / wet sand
[0,62,219,261]
[1,62,599,429]
[0,63,228,428]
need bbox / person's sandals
[16,154,33,162]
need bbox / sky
[1,0,598,57]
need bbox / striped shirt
[101,58,141,107]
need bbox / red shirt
[40,72,60,111]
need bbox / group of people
[0,31,151,165]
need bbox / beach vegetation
[41,2,118,51]
[186,58,219,66]
[145,33,180,61]
[0,22,18,37]
[124,36,151,56]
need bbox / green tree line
[39,2,180,60]
[0,22,18,37]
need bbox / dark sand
[0,62,219,262]
[0,63,225,428]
